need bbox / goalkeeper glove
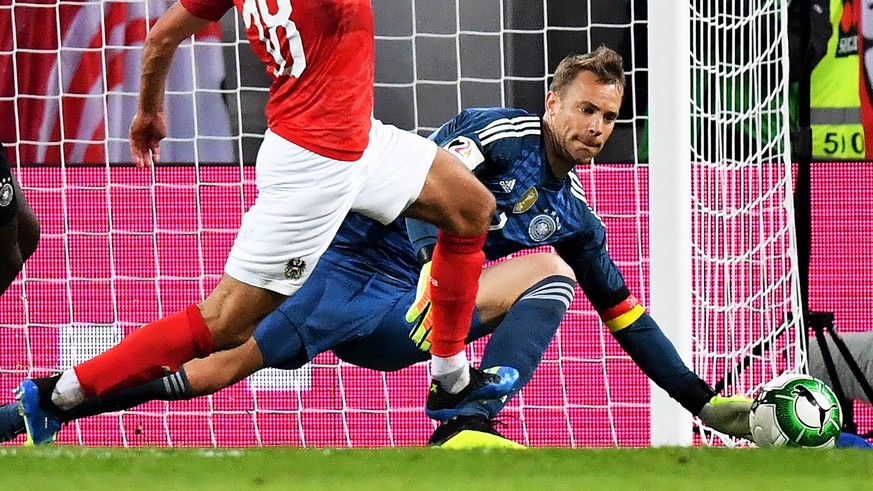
[406,261,433,351]
[698,394,753,439]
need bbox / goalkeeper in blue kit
[3,47,751,447]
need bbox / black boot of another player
[428,414,524,449]
[425,365,519,421]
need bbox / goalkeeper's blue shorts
[253,254,487,371]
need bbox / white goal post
[648,0,693,446]
[649,0,806,446]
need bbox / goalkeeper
[2,48,749,447]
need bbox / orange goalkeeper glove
[406,261,433,351]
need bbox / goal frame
[647,0,693,447]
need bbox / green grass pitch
[2,446,873,490]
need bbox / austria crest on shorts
[0,178,13,207]
[284,258,306,280]
[528,214,557,242]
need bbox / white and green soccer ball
[749,373,842,448]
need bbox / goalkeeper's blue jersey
[324,107,625,308]
[260,108,699,411]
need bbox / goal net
[686,0,804,445]
[0,0,801,447]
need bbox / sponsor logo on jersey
[513,186,538,214]
[284,258,306,280]
[445,136,485,171]
[499,179,516,193]
[0,178,13,207]
[528,214,557,242]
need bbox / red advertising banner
[0,162,869,447]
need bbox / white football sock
[431,351,470,394]
[52,369,86,411]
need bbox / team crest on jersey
[528,214,557,242]
[284,258,306,280]
[445,136,485,171]
[513,187,538,214]
[0,178,12,207]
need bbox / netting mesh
[688,0,803,444]
[1,164,653,447]
[0,0,817,447]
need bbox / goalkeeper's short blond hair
[550,46,626,96]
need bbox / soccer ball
[749,373,842,448]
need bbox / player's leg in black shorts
[0,144,39,295]
[0,144,19,228]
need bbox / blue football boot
[425,366,519,421]
[14,379,62,445]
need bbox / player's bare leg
[57,275,284,406]
[474,253,576,326]
[182,337,265,396]
[0,338,267,442]
[403,146,494,357]
[15,274,285,444]
[403,148,502,416]
[72,337,266,420]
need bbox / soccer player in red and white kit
[15,0,516,444]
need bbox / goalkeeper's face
[545,71,622,164]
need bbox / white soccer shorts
[225,118,438,296]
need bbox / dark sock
[462,276,576,419]
[33,375,65,417]
[62,367,193,422]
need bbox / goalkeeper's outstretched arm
[609,311,752,438]
[555,235,752,438]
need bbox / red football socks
[428,230,487,357]
[74,305,214,398]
